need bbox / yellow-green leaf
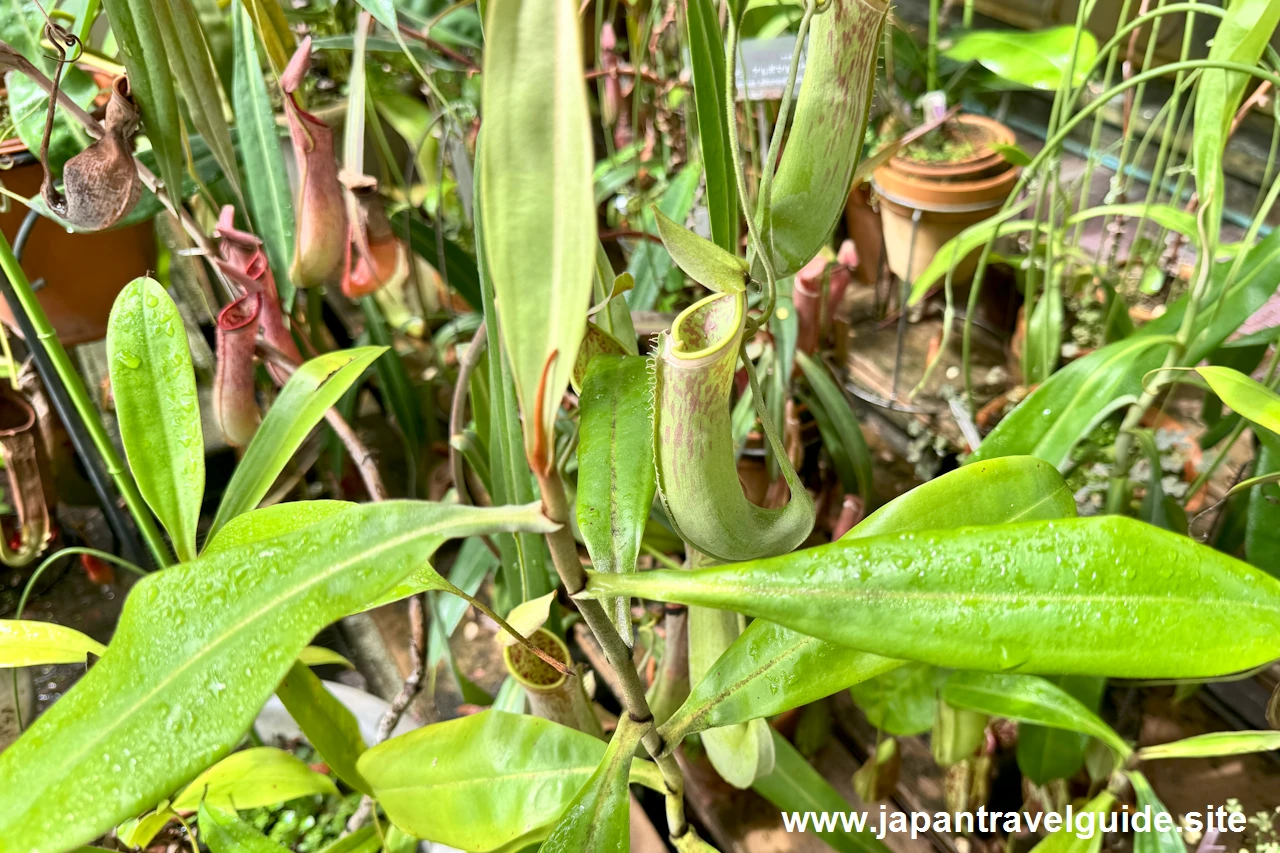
[298,646,354,669]
[1137,730,1280,761]
[479,0,595,470]
[170,747,336,812]
[0,620,105,667]
[653,207,747,293]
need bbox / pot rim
[884,114,1017,182]
[872,161,1021,212]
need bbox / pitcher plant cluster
[0,0,1279,852]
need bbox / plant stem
[450,322,488,507]
[1106,210,1214,513]
[641,541,684,570]
[756,0,818,234]
[0,232,173,567]
[927,0,940,91]
[724,13,779,329]
[533,464,689,839]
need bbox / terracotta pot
[0,147,156,345]
[843,183,882,285]
[872,114,1020,287]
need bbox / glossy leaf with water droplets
[107,277,204,562]
[0,501,555,853]
[583,515,1280,679]
[661,457,1075,741]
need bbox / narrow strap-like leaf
[232,2,296,306]
[584,515,1280,679]
[0,620,106,666]
[207,347,386,540]
[100,0,186,214]
[577,354,656,641]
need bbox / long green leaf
[1016,675,1105,785]
[275,662,371,795]
[360,710,661,852]
[541,715,645,853]
[1065,203,1196,239]
[232,1,296,305]
[1196,366,1280,435]
[153,0,243,203]
[583,515,1280,678]
[479,0,595,469]
[100,0,186,209]
[577,354,656,640]
[1246,435,1280,578]
[108,277,203,562]
[0,620,106,666]
[941,672,1130,758]
[475,172,556,611]
[0,501,554,853]
[685,0,736,254]
[1128,771,1186,853]
[208,347,387,539]
[1137,730,1280,760]
[661,456,1075,740]
[1193,0,1280,255]
[752,730,889,853]
[755,0,888,279]
[973,230,1280,468]
[796,351,873,502]
[199,803,290,853]
[170,746,336,811]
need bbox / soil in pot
[872,114,1020,288]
